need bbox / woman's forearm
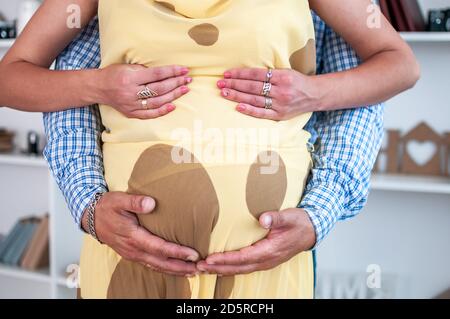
[0,61,100,112]
[312,48,420,111]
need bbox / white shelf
[0,264,51,283]
[400,32,450,42]
[0,153,47,168]
[0,39,15,49]
[371,174,450,195]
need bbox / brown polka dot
[127,144,219,258]
[157,1,176,12]
[214,276,235,299]
[108,144,220,298]
[107,261,191,299]
[188,23,220,46]
[246,151,287,220]
[289,39,317,76]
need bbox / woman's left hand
[217,68,320,120]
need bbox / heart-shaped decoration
[406,140,437,166]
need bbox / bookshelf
[400,32,450,42]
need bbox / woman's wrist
[305,74,334,112]
[83,68,107,106]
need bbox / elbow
[401,49,421,90]
[407,56,421,89]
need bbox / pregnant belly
[99,76,312,149]
[103,140,311,255]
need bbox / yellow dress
[79,0,317,299]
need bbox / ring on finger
[141,99,149,109]
[261,82,272,97]
[137,85,158,99]
[264,97,273,110]
[265,68,273,83]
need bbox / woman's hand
[217,68,320,121]
[96,64,192,119]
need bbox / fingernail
[181,86,189,94]
[224,71,232,79]
[186,255,198,262]
[262,215,272,229]
[185,77,193,84]
[142,197,155,211]
[221,89,229,97]
[197,265,206,272]
[236,104,246,112]
[217,80,226,89]
[181,67,189,75]
[167,104,176,112]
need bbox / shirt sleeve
[300,15,385,246]
[43,17,107,227]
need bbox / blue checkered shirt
[43,13,384,246]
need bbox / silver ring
[137,86,158,99]
[265,68,273,83]
[264,97,273,109]
[261,82,272,97]
[141,99,149,109]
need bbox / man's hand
[197,208,316,275]
[81,192,200,277]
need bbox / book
[1,218,39,266]
[21,215,50,270]
[399,0,426,32]
[389,0,409,31]
[0,221,24,261]
[380,0,393,24]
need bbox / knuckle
[279,89,294,103]
[280,74,294,86]
[246,82,256,92]
[251,96,260,105]
[153,68,163,78]
[130,196,141,211]
[250,69,259,79]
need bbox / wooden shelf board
[371,174,450,194]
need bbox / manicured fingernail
[217,80,226,88]
[185,77,193,84]
[186,255,198,262]
[224,71,232,79]
[262,215,272,229]
[167,104,176,112]
[221,89,230,97]
[236,104,246,112]
[142,197,155,211]
[181,86,189,94]
[181,67,189,75]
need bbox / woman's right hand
[96,64,192,119]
